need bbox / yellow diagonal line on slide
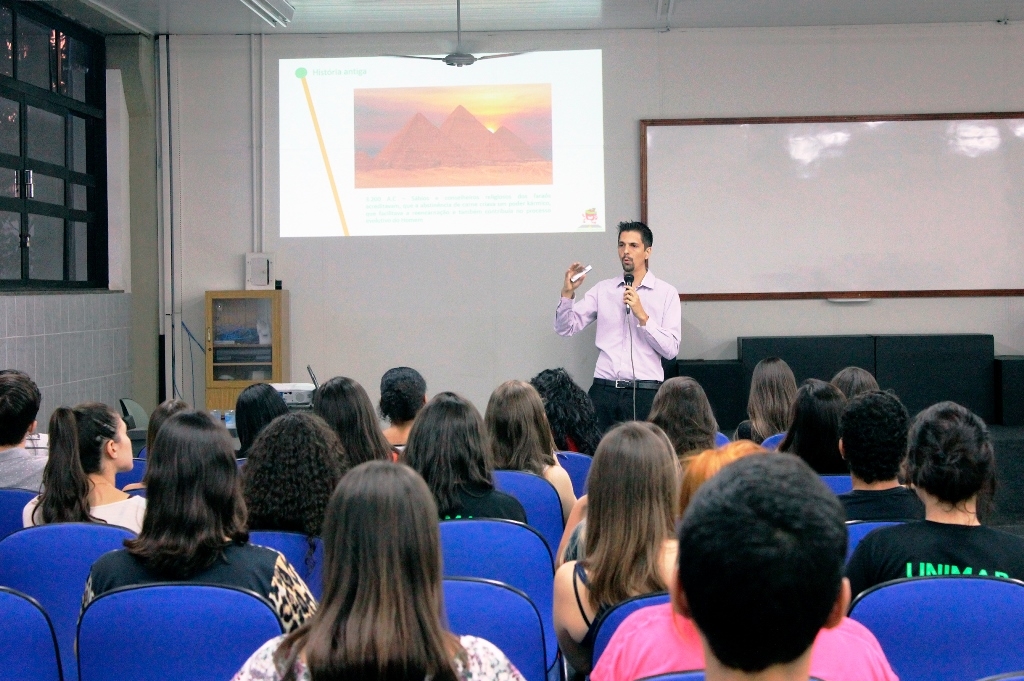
[300,76,350,237]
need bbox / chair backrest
[114,459,147,489]
[976,675,1024,681]
[0,586,62,681]
[440,519,556,670]
[78,583,284,681]
[848,576,1024,681]
[444,577,546,681]
[714,431,730,447]
[0,523,136,680]
[0,488,37,540]
[119,398,150,431]
[820,474,853,495]
[592,592,671,666]
[249,530,324,601]
[493,470,564,558]
[556,452,592,497]
[637,673,706,681]
[845,521,903,562]
[760,433,785,450]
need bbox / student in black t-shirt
[403,392,526,523]
[846,401,1024,598]
[837,391,924,522]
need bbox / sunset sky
[354,84,552,158]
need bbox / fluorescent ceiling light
[239,0,295,27]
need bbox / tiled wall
[0,292,132,432]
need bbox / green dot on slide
[295,67,307,78]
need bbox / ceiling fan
[394,0,522,67]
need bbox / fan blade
[476,52,525,60]
[387,54,447,61]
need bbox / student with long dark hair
[143,398,189,456]
[23,402,144,532]
[404,392,525,522]
[779,380,847,474]
[648,376,719,461]
[529,368,603,455]
[735,357,797,444]
[83,411,315,630]
[485,380,576,521]
[236,383,289,457]
[379,366,427,451]
[831,366,879,400]
[233,461,526,681]
[314,376,394,464]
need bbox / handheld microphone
[624,273,634,314]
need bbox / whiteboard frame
[640,112,1024,301]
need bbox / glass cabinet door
[210,296,273,383]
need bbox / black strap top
[572,562,611,652]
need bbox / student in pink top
[592,454,898,681]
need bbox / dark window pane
[72,183,87,210]
[0,167,17,198]
[0,96,18,156]
[71,115,86,172]
[31,173,63,204]
[28,214,62,280]
[72,221,87,281]
[27,105,63,166]
[17,17,53,91]
[0,8,12,78]
[59,34,89,102]
[0,210,19,279]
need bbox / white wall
[166,22,1024,410]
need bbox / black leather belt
[593,378,663,390]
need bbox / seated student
[529,368,603,454]
[140,398,189,458]
[553,422,679,675]
[779,380,847,474]
[242,412,347,540]
[379,366,427,453]
[24,403,145,533]
[0,371,47,490]
[831,366,880,400]
[837,391,924,521]
[404,392,526,522]
[847,401,1024,597]
[236,383,289,458]
[592,455,898,681]
[485,380,576,521]
[735,357,797,444]
[314,376,395,464]
[84,411,315,630]
[678,441,766,514]
[648,377,719,461]
[233,461,526,681]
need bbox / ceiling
[41,0,1024,36]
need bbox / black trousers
[588,382,659,434]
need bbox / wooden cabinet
[205,290,289,411]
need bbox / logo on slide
[579,208,602,230]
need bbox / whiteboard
[641,114,1024,300]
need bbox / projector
[272,383,316,409]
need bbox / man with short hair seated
[591,454,897,681]
[838,390,924,521]
[0,370,46,490]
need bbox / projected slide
[279,51,604,237]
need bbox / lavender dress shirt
[555,271,681,382]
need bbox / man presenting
[555,221,681,432]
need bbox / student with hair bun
[846,401,1024,597]
[379,366,427,452]
[23,402,144,533]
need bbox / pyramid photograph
[353,84,553,188]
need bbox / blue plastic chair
[444,577,546,681]
[714,431,730,447]
[114,458,147,489]
[249,530,324,601]
[0,586,62,681]
[977,675,1024,681]
[848,576,1024,681]
[78,583,284,681]
[637,673,706,681]
[820,474,853,495]
[494,470,564,558]
[556,452,592,497]
[760,433,785,450]
[236,458,246,468]
[0,523,136,680]
[440,519,556,671]
[592,592,670,666]
[845,521,903,562]
[0,488,37,540]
